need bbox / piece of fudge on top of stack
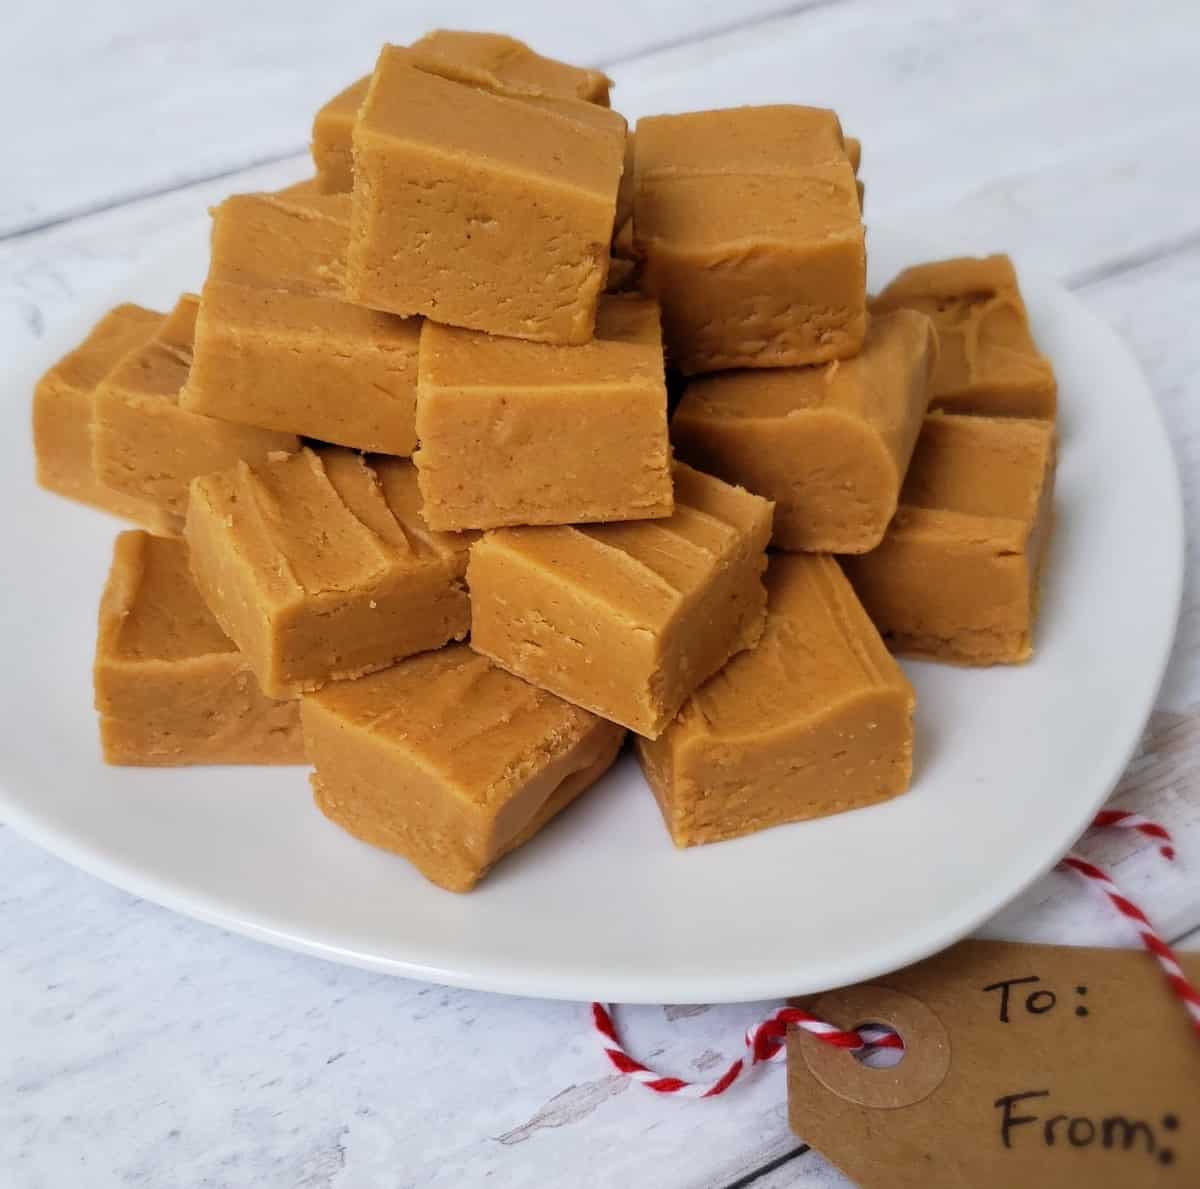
[31,27,1059,892]
[633,105,868,374]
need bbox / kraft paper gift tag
[788,939,1199,1188]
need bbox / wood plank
[0,821,825,1189]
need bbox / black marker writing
[983,975,1045,1022]
[994,1091,1176,1163]
[995,1090,1050,1147]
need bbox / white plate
[0,223,1183,1004]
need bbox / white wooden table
[2,3,1198,1186]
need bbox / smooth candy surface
[94,531,304,765]
[182,185,422,454]
[467,462,773,738]
[843,413,1056,665]
[637,553,915,846]
[634,106,865,374]
[185,447,473,698]
[303,645,625,892]
[34,303,176,533]
[93,294,298,533]
[345,48,625,344]
[415,295,672,530]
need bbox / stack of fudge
[32,31,1058,893]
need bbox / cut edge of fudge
[633,164,866,373]
[844,413,1057,666]
[203,189,352,297]
[671,308,937,553]
[312,76,370,192]
[181,280,421,454]
[33,302,178,534]
[344,50,622,343]
[92,293,300,528]
[94,530,304,766]
[413,294,673,530]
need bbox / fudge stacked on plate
[32,30,1058,892]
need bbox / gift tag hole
[851,1021,905,1069]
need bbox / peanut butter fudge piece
[633,106,865,374]
[408,30,611,105]
[312,77,370,193]
[93,294,298,534]
[185,447,473,698]
[672,310,937,553]
[415,295,672,530]
[311,34,610,194]
[843,413,1056,665]
[181,187,421,454]
[345,47,626,344]
[872,255,1057,419]
[95,531,303,765]
[34,303,175,533]
[468,463,773,738]
[303,645,625,892]
[637,554,914,847]
[206,185,351,292]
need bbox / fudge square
[34,302,175,533]
[93,294,298,534]
[871,254,1057,419]
[312,76,370,193]
[180,184,422,455]
[468,463,773,738]
[633,106,865,374]
[345,47,626,345]
[95,531,304,766]
[311,32,611,194]
[415,295,673,531]
[302,645,626,892]
[637,554,915,847]
[672,309,937,553]
[185,447,473,699]
[843,413,1056,665]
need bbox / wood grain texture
[3,2,1200,1187]
[0,0,818,237]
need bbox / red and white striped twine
[1089,807,1176,859]
[593,810,1196,1097]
